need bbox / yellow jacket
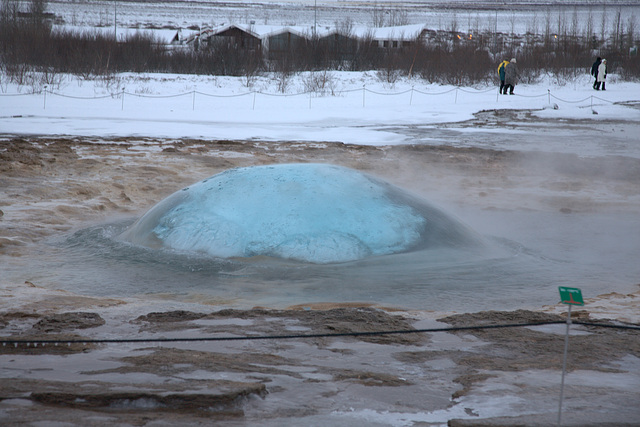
[498,60,509,79]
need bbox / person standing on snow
[498,59,509,94]
[591,57,602,90]
[503,58,519,95]
[596,58,607,91]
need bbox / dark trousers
[503,84,514,94]
[593,77,598,89]
[595,82,605,90]
[499,80,506,94]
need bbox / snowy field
[45,0,640,40]
[3,71,640,158]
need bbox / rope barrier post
[557,286,584,427]
[192,90,196,111]
[455,87,458,104]
[591,95,593,110]
[43,85,47,110]
[558,303,571,427]
[548,89,551,104]
[309,91,312,110]
[252,91,256,110]
[121,87,125,111]
[362,84,366,108]
[410,86,414,106]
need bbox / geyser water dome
[119,163,480,263]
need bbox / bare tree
[570,7,579,40]
[543,8,552,46]
[388,9,409,27]
[29,0,46,16]
[584,9,594,50]
[335,16,354,36]
[370,2,385,28]
[0,0,19,24]
[626,14,636,52]
[600,6,608,47]
[612,8,622,50]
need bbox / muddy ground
[1,111,640,425]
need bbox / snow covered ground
[2,69,640,426]
[1,1,640,425]
[3,71,640,157]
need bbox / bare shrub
[303,70,337,95]
[413,43,493,86]
[94,73,123,95]
[1,4,639,87]
[388,9,409,27]
[370,3,386,28]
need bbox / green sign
[558,287,584,306]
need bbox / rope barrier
[413,87,458,95]
[335,87,364,94]
[255,90,310,97]
[1,86,622,112]
[456,87,496,94]
[508,92,548,99]
[0,92,35,97]
[1,320,637,347]
[123,91,190,99]
[48,91,114,100]
[195,90,252,98]
[591,95,616,104]
[365,88,412,96]
[0,87,616,103]
[549,94,593,104]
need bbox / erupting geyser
[119,163,480,263]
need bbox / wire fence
[1,86,617,112]
[1,320,637,348]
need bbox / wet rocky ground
[2,113,640,425]
[1,289,639,425]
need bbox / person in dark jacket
[591,57,602,90]
[498,59,509,94]
[503,58,518,95]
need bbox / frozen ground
[1,70,639,424]
[45,0,640,43]
[1,1,640,423]
[3,71,640,157]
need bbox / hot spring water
[14,164,640,311]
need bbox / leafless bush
[1,2,638,88]
[94,72,123,94]
[388,9,409,27]
[303,70,337,95]
[413,44,493,86]
[370,3,386,28]
[275,68,293,93]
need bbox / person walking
[591,57,602,90]
[498,59,509,94]
[503,58,519,95]
[596,58,607,91]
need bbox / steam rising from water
[119,164,481,263]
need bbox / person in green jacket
[498,59,510,94]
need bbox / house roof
[182,23,426,44]
[352,24,427,40]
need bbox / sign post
[557,287,584,426]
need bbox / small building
[354,24,427,50]
[209,24,261,50]
[262,27,310,59]
[318,31,359,60]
